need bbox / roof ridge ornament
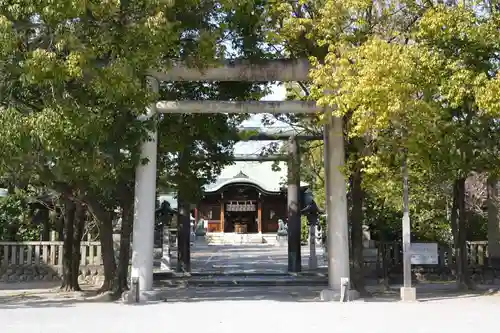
[234,171,249,179]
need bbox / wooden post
[220,200,225,233]
[257,199,262,233]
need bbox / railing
[373,241,490,268]
[0,239,491,270]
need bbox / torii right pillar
[320,114,359,301]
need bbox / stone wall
[0,264,106,284]
[0,264,60,282]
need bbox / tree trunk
[70,202,85,290]
[61,197,78,291]
[98,211,116,292]
[453,177,473,290]
[113,199,133,296]
[451,182,459,251]
[487,175,500,268]
[85,195,117,292]
[349,160,368,296]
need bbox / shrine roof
[158,162,308,206]
[203,161,308,194]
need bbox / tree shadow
[156,283,498,305]
[0,294,82,309]
[417,291,490,302]
[0,281,60,291]
[0,287,104,309]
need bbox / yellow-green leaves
[477,74,500,116]
[21,49,62,83]
[312,37,439,136]
[0,16,16,57]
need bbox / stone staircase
[201,233,270,245]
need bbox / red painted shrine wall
[198,190,287,233]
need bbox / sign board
[410,243,438,265]
[226,201,256,212]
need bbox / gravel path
[0,286,499,333]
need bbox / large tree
[0,0,266,294]
[310,1,500,289]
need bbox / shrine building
[198,162,308,234]
[159,161,308,235]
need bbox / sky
[234,84,289,155]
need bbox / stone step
[201,233,265,245]
[153,275,329,287]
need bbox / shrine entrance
[200,172,286,234]
[129,59,354,301]
[225,209,257,233]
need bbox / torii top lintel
[149,58,311,82]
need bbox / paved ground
[154,244,327,274]
[0,285,499,333]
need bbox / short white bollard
[340,277,349,303]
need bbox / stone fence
[0,238,491,283]
[366,241,497,283]
[0,241,102,283]
[371,240,489,268]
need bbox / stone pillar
[287,135,301,272]
[130,77,159,296]
[177,194,191,272]
[161,226,171,271]
[320,115,358,301]
[400,151,416,301]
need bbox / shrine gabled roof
[203,161,308,194]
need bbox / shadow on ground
[157,285,496,304]
[0,292,99,309]
[0,284,496,308]
[0,285,103,309]
[0,283,499,310]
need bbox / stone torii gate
[131,59,354,301]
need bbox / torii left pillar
[130,77,159,300]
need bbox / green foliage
[301,216,308,244]
[0,1,269,213]
[1,0,498,250]
[0,191,40,241]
